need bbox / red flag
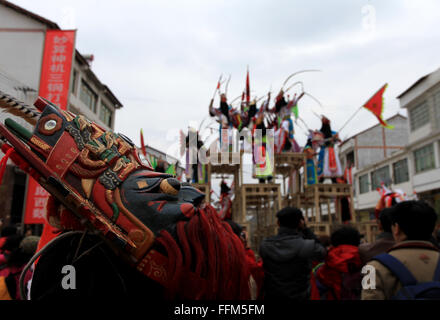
[216,79,221,90]
[363,83,394,129]
[24,30,76,225]
[140,129,147,158]
[245,67,250,104]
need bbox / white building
[397,67,440,212]
[0,0,122,132]
[339,114,409,172]
[0,1,186,229]
[352,67,440,218]
[0,0,122,227]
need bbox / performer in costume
[209,93,233,151]
[317,116,343,183]
[374,183,407,219]
[272,90,302,153]
[183,128,208,184]
[218,180,233,221]
[252,98,274,183]
[232,99,257,133]
[303,134,318,185]
[0,91,252,300]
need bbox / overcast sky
[11,0,440,159]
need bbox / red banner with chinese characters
[23,30,76,224]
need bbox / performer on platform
[209,93,233,151]
[218,180,233,220]
[273,90,302,153]
[303,135,318,185]
[184,128,207,184]
[252,99,274,183]
[235,99,257,132]
[317,116,343,183]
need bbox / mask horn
[0,90,40,125]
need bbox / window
[393,158,409,184]
[409,101,429,131]
[80,81,97,112]
[359,174,369,194]
[346,151,355,168]
[414,143,435,173]
[434,90,440,128]
[371,165,391,190]
[100,103,113,128]
[70,69,78,95]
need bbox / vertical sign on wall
[23,30,76,224]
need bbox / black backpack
[373,253,440,300]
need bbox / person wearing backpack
[310,226,363,300]
[362,200,440,300]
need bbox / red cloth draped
[328,147,337,173]
[315,245,362,300]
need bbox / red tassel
[0,147,14,185]
[177,221,192,270]
[153,203,252,300]
[140,129,147,158]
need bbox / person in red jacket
[225,220,264,299]
[311,226,362,300]
[242,230,264,299]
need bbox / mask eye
[44,119,57,131]
[38,114,62,135]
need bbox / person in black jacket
[259,207,326,300]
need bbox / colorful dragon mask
[0,91,251,299]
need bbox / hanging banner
[23,30,76,224]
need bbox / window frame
[79,80,97,113]
[359,174,370,194]
[370,165,391,190]
[434,90,440,128]
[409,100,429,131]
[392,158,409,184]
[99,103,113,128]
[414,143,436,173]
[70,69,78,95]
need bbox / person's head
[389,200,437,242]
[225,220,246,247]
[155,160,166,173]
[331,226,361,247]
[276,89,284,101]
[321,116,330,125]
[318,235,331,249]
[220,181,231,194]
[0,225,17,238]
[7,235,40,267]
[1,234,23,253]
[320,116,332,138]
[378,207,394,233]
[225,220,242,238]
[276,207,304,230]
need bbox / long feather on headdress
[140,128,147,158]
[179,129,186,157]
